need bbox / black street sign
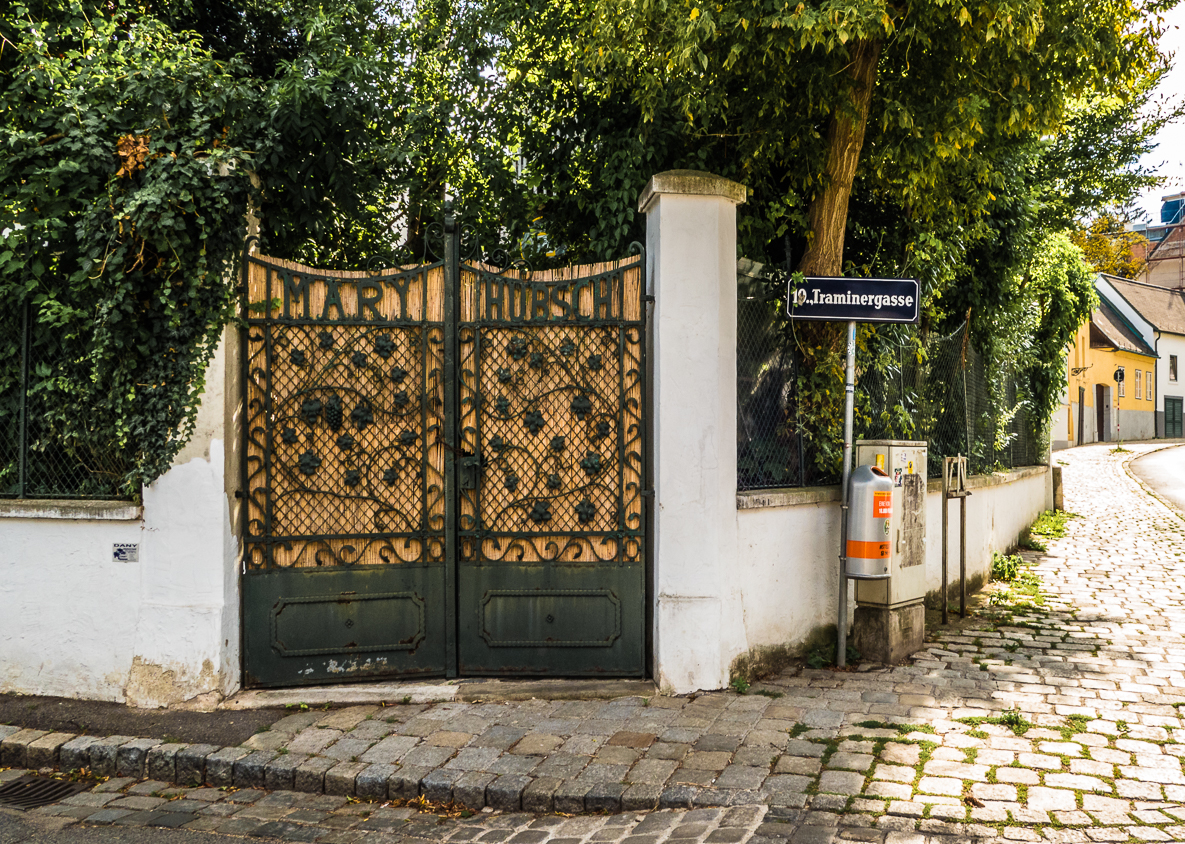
[787,276,920,324]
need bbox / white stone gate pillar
[639,170,746,693]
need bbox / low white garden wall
[725,465,1052,683]
[0,331,240,707]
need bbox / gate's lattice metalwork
[454,258,646,674]
[457,264,645,565]
[242,258,446,570]
[240,213,647,686]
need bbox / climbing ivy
[0,3,256,495]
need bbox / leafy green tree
[1,0,1173,494]
[0,0,453,493]
[585,0,1167,277]
[1007,232,1099,427]
[575,0,1170,470]
[158,0,420,266]
[1034,69,1183,232]
[1070,214,1150,279]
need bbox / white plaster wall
[1157,332,1185,422]
[732,468,1051,671]
[924,469,1051,598]
[0,329,240,705]
[734,499,844,656]
[0,516,144,700]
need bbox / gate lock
[460,453,483,490]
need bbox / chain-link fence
[0,302,132,499]
[738,261,1046,492]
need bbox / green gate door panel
[240,252,448,687]
[457,566,644,675]
[243,565,446,687]
[453,257,647,677]
[1167,397,1182,438]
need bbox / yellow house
[1061,297,1157,447]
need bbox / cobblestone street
[3,442,1185,843]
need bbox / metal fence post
[962,335,971,473]
[837,320,856,668]
[17,299,30,498]
[442,202,460,678]
[941,456,949,625]
[959,485,967,618]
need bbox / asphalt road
[0,695,283,748]
[0,810,243,844]
[1129,443,1185,513]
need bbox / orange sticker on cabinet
[873,490,891,518]
[847,539,890,559]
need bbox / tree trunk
[798,39,882,277]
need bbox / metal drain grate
[0,775,92,810]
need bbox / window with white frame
[1135,369,1142,399]
[1172,355,1179,382]
[1119,368,1126,397]
[1148,370,1154,401]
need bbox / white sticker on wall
[113,543,139,563]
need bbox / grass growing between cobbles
[955,708,1032,736]
[1018,509,1081,552]
[987,553,1045,610]
[774,714,1185,839]
[1028,509,1080,540]
[853,721,936,736]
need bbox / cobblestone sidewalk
[3,442,1185,844]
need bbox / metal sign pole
[941,458,950,626]
[785,275,918,670]
[837,320,856,668]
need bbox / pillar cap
[637,170,747,213]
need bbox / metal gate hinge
[643,294,655,304]
[641,489,655,497]
[234,489,244,499]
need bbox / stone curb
[2,726,778,814]
[3,767,795,844]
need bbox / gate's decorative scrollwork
[241,253,446,569]
[241,228,647,684]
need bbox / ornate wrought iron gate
[240,214,647,686]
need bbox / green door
[240,229,648,687]
[240,252,452,686]
[1167,397,1182,438]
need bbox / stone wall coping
[0,498,143,521]
[637,170,747,213]
[736,485,842,510]
[736,463,1050,511]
